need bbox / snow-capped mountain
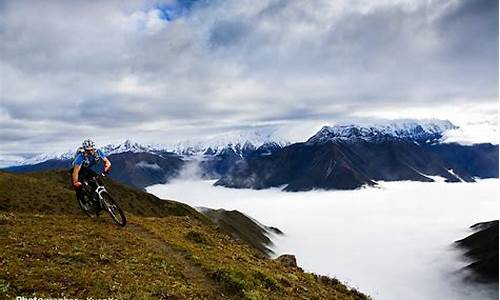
[306,119,458,145]
[101,139,167,155]
[216,119,498,191]
[169,130,289,156]
[16,149,76,166]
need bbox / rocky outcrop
[275,254,298,268]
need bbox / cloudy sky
[1,0,498,165]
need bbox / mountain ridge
[3,119,497,191]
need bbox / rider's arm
[97,149,111,169]
[99,149,111,171]
[103,156,111,169]
[72,164,81,184]
[72,153,84,184]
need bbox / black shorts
[69,167,99,182]
[69,167,101,200]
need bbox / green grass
[0,170,370,299]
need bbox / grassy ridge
[0,170,205,220]
[0,170,369,299]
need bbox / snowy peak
[171,140,287,158]
[16,149,76,166]
[306,119,458,145]
[169,130,289,157]
[102,139,161,155]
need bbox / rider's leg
[75,186,85,202]
[80,169,99,190]
[75,168,96,202]
[69,167,85,202]
[81,168,102,205]
[77,168,101,213]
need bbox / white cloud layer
[147,178,499,300]
[1,0,498,157]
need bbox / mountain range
[3,119,498,191]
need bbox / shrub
[244,289,268,300]
[185,230,208,244]
[252,270,283,293]
[211,268,247,293]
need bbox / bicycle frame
[83,173,108,206]
[79,172,127,226]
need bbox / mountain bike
[78,173,127,227]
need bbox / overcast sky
[1,0,498,165]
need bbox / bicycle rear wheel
[101,192,127,226]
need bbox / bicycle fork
[95,185,106,198]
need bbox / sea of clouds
[147,177,498,300]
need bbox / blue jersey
[72,149,106,173]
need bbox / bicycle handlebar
[83,172,107,185]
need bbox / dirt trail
[126,222,232,299]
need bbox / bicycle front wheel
[101,192,127,226]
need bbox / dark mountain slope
[201,208,283,256]
[455,220,499,283]
[337,139,474,182]
[426,143,499,179]
[215,142,376,191]
[198,147,246,178]
[4,158,73,173]
[215,137,476,191]
[105,151,184,189]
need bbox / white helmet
[82,139,95,150]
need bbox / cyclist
[71,139,112,203]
